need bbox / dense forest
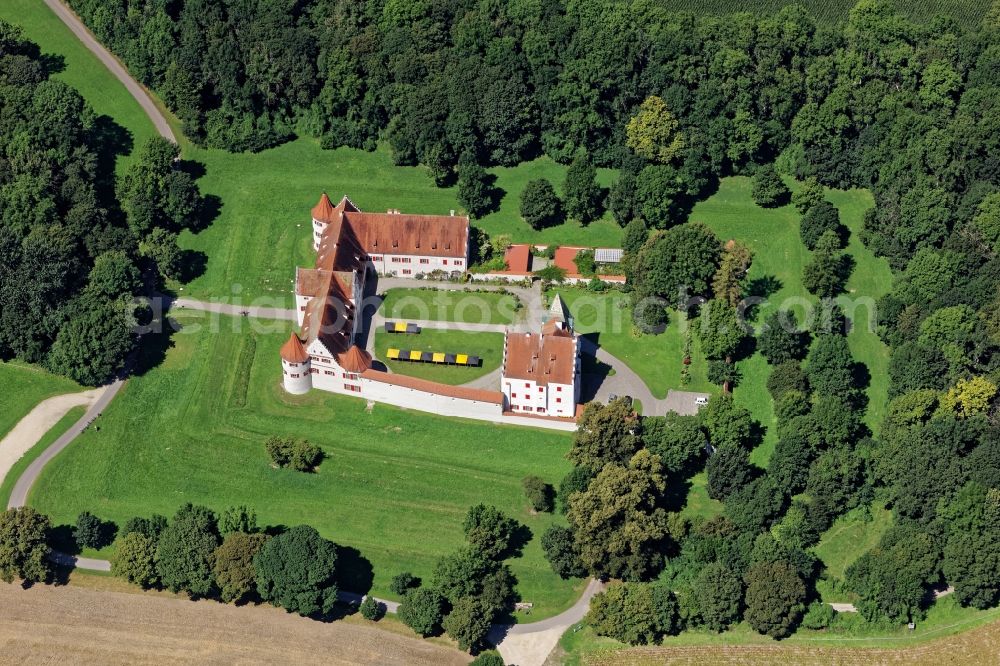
[0,21,205,384]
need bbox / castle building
[281,194,581,429]
[282,193,470,398]
[500,295,581,419]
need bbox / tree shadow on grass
[132,314,180,377]
[47,524,79,556]
[335,544,375,596]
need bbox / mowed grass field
[548,288,714,399]
[0,406,86,505]
[690,176,891,465]
[174,142,625,304]
[28,313,582,617]
[0,0,157,173]
[653,0,994,29]
[379,288,522,325]
[0,363,81,440]
[373,328,504,385]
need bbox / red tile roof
[280,333,310,363]
[502,331,576,386]
[311,193,336,223]
[361,369,503,404]
[338,345,373,373]
[553,246,585,274]
[503,244,532,273]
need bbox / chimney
[450,209,455,216]
[387,208,392,214]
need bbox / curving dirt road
[0,388,102,492]
[43,0,176,143]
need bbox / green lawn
[692,176,891,465]
[0,0,157,173]
[28,313,581,617]
[373,328,504,385]
[559,597,1000,665]
[379,288,522,325]
[0,406,86,505]
[477,156,623,247]
[548,288,714,400]
[812,501,893,600]
[0,362,81,440]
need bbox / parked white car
[694,396,709,406]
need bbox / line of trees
[396,503,524,653]
[0,21,208,386]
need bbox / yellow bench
[387,348,400,360]
[456,354,468,365]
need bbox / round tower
[280,333,312,394]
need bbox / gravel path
[7,380,123,510]
[0,389,102,493]
[43,0,176,143]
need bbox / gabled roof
[502,331,576,386]
[280,333,309,363]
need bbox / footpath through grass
[373,328,504,385]
[28,312,581,618]
[379,288,522,325]
[0,363,81,441]
[0,406,86,505]
[0,0,157,172]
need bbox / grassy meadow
[28,313,582,618]
[0,363,81,440]
[379,288,522,325]
[0,0,157,173]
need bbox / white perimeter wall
[361,376,502,420]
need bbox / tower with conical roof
[280,333,312,394]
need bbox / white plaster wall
[361,377,502,420]
[282,359,312,394]
[369,253,465,277]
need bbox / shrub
[265,436,323,472]
[541,525,586,579]
[522,476,554,512]
[359,595,385,621]
[75,511,114,549]
[800,200,842,250]
[801,600,837,629]
[389,571,419,596]
[520,179,562,229]
[750,165,789,207]
[470,651,505,666]
[220,505,258,534]
[398,587,446,636]
[122,514,168,541]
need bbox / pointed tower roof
[311,192,336,223]
[549,294,570,323]
[337,345,373,373]
[280,333,310,363]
